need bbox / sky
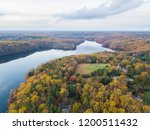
[0,0,150,31]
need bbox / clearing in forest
[76,63,110,75]
[144,85,150,104]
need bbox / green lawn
[144,85,150,91]
[76,63,110,75]
[144,91,150,105]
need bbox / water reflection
[0,41,113,112]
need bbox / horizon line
[0,30,150,32]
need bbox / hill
[0,32,150,56]
[0,32,84,56]
[8,52,150,113]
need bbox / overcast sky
[0,0,150,31]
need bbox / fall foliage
[8,52,150,113]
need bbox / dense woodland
[1,31,150,113]
[0,32,150,56]
[9,52,150,113]
[0,33,84,56]
[44,31,150,52]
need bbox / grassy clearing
[144,85,150,91]
[76,63,110,75]
[144,91,150,105]
[143,84,150,105]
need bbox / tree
[19,106,27,113]
[68,84,76,98]
[72,103,81,112]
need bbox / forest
[0,32,150,56]
[8,51,150,113]
[0,32,84,56]
[0,31,149,113]
[0,0,150,116]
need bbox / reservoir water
[0,40,113,112]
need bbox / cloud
[0,10,7,17]
[56,0,144,19]
[0,12,4,16]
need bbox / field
[143,85,150,104]
[144,91,150,105]
[76,63,110,75]
[144,85,150,91]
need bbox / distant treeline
[0,31,150,56]
[0,36,84,56]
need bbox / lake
[0,40,113,112]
